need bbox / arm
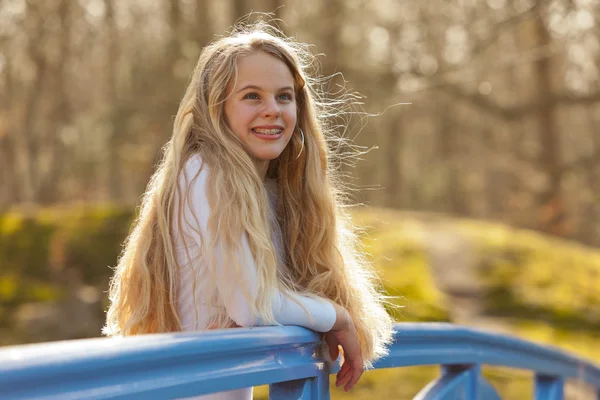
[178,156,336,332]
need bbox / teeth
[252,128,282,135]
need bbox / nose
[262,97,281,118]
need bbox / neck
[257,160,269,181]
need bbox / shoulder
[179,153,211,186]
[175,154,212,220]
[176,153,212,204]
[182,153,206,176]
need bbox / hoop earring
[296,127,305,160]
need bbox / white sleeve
[177,156,336,332]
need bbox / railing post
[270,356,331,400]
[442,364,479,399]
[414,364,482,400]
[535,374,564,400]
[269,375,330,400]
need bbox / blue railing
[1,323,599,399]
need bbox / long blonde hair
[104,21,393,365]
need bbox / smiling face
[224,51,298,176]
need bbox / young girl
[104,22,393,399]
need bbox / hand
[327,303,364,392]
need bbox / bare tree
[1,0,599,245]
[532,1,565,236]
[232,0,251,23]
[19,0,50,202]
[104,0,123,202]
[37,0,72,204]
[195,0,212,47]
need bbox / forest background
[1,0,600,398]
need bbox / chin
[251,149,286,161]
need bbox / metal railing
[1,323,599,399]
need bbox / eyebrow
[236,85,295,93]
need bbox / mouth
[250,127,284,140]
[251,127,283,135]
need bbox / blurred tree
[0,0,599,245]
[104,0,123,202]
[37,0,72,205]
[232,0,251,22]
[0,5,17,208]
[267,0,284,19]
[532,0,565,237]
[20,0,48,203]
[195,0,212,47]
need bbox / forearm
[330,301,350,331]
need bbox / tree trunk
[384,112,404,208]
[0,32,18,207]
[21,0,48,203]
[319,0,342,77]
[104,0,123,202]
[437,98,467,215]
[195,0,212,47]
[168,0,182,62]
[232,0,250,23]
[580,107,600,246]
[266,0,283,19]
[533,4,566,237]
[39,0,71,204]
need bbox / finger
[335,362,351,386]
[337,370,352,389]
[345,364,364,392]
[344,371,359,391]
[340,361,359,391]
[336,364,352,388]
[344,374,356,392]
[336,361,350,384]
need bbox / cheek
[285,106,298,126]
[224,103,236,129]
[228,105,253,130]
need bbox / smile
[251,128,283,135]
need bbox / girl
[104,22,393,399]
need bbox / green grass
[259,207,600,399]
[321,207,600,398]
[2,205,600,398]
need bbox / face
[224,51,297,174]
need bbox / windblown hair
[104,21,393,365]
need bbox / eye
[278,93,293,101]
[243,92,260,100]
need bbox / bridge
[1,323,599,399]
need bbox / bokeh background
[1,0,599,398]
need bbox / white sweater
[173,155,336,400]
